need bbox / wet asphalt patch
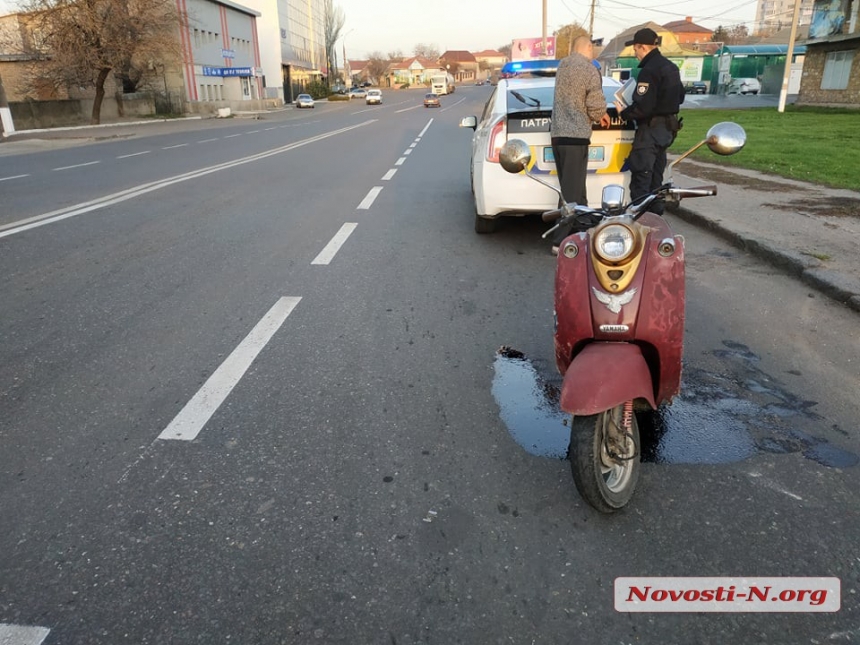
[492,343,858,468]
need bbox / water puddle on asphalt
[492,344,858,468]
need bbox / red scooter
[499,122,747,512]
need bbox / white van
[727,78,761,95]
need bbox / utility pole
[589,0,596,36]
[0,73,15,136]
[778,0,803,112]
[541,0,548,58]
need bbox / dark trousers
[551,140,589,206]
[628,122,674,215]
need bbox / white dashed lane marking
[158,297,302,442]
[0,623,51,645]
[53,161,100,171]
[311,223,358,265]
[357,186,383,209]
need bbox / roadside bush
[328,93,350,101]
[305,80,329,99]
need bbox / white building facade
[241,0,327,104]
[175,0,265,110]
[755,0,816,33]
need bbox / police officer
[614,28,685,215]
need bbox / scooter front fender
[560,343,657,415]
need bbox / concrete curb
[673,204,860,314]
[1,116,203,138]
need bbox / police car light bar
[500,59,560,77]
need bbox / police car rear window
[505,87,555,111]
[506,84,626,112]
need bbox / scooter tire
[569,406,640,513]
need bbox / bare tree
[413,43,439,60]
[22,0,181,124]
[366,50,389,84]
[387,49,404,62]
[497,43,512,59]
[324,0,345,89]
[554,22,588,58]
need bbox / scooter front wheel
[569,403,640,513]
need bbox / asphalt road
[1,86,858,645]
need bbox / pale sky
[1,0,760,58]
[334,0,759,58]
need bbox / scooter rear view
[498,122,747,512]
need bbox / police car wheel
[475,213,497,234]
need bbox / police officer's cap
[625,28,661,47]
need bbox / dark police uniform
[619,42,685,214]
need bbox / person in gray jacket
[551,35,611,207]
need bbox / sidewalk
[2,117,859,314]
[670,158,860,314]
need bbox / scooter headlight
[594,224,635,263]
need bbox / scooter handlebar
[669,185,718,198]
[542,208,562,223]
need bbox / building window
[821,50,853,89]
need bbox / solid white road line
[162,144,188,150]
[158,297,302,441]
[117,151,151,159]
[419,119,433,136]
[394,157,406,166]
[53,161,100,171]
[357,186,383,209]
[0,624,50,645]
[0,174,29,182]
[311,223,358,265]
[395,105,422,113]
[0,122,375,239]
[381,169,397,181]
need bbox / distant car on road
[727,78,761,95]
[685,81,707,94]
[423,93,441,108]
[475,80,485,86]
[295,93,314,108]
[349,88,367,99]
[365,89,382,105]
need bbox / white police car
[459,60,634,233]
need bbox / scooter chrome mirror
[601,185,625,212]
[499,139,532,174]
[668,122,747,180]
[705,122,747,156]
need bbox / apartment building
[241,0,327,103]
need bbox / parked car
[365,89,382,105]
[423,93,441,108]
[475,80,485,86]
[349,87,367,99]
[727,77,761,95]
[685,81,707,94]
[295,93,314,108]
[458,60,635,233]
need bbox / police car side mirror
[459,116,477,130]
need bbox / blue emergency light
[500,59,560,78]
